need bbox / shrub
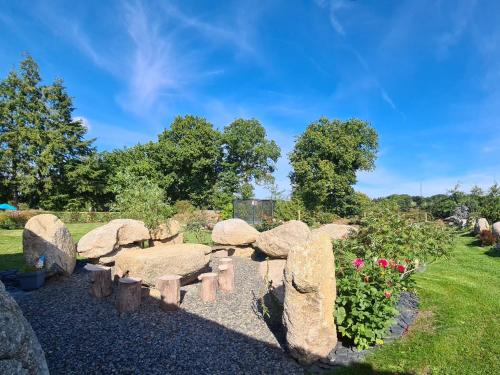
[174,200,195,216]
[111,173,174,230]
[0,212,17,229]
[479,230,496,247]
[334,202,455,349]
[336,256,412,350]
[313,211,339,224]
[338,202,454,266]
[219,202,233,220]
[254,215,280,232]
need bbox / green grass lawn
[335,234,500,375]
[0,223,102,271]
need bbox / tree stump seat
[83,263,112,298]
[116,277,142,313]
[156,274,181,311]
[198,272,218,302]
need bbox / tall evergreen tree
[0,55,95,209]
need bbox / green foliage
[156,115,222,206]
[340,202,454,266]
[221,118,281,198]
[0,55,95,209]
[334,202,455,350]
[290,117,378,217]
[0,212,17,229]
[219,202,233,220]
[274,198,310,223]
[174,200,196,216]
[111,171,174,230]
[336,258,409,350]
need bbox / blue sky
[1,0,499,198]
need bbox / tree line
[1,55,379,216]
[375,184,500,223]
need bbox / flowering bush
[336,256,413,350]
[334,202,455,349]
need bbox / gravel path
[13,257,304,375]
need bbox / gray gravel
[13,257,304,375]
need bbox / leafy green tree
[156,115,222,207]
[221,118,280,199]
[290,117,378,216]
[111,170,173,230]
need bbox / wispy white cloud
[436,0,477,58]
[118,1,184,114]
[315,0,350,36]
[160,3,255,55]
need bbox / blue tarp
[0,203,17,210]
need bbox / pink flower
[353,258,365,269]
[384,291,392,299]
[397,264,406,273]
[378,258,389,268]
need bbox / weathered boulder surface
[199,210,220,230]
[283,233,337,364]
[211,244,255,258]
[255,220,310,258]
[212,218,259,246]
[114,219,150,245]
[312,223,359,241]
[23,214,76,275]
[259,259,286,304]
[152,232,184,247]
[474,218,490,235]
[0,281,49,374]
[114,244,211,286]
[493,222,500,248]
[98,244,142,265]
[77,219,150,259]
[150,219,181,240]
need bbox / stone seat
[114,243,211,286]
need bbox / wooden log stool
[116,277,142,313]
[83,264,112,298]
[219,257,235,283]
[156,274,181,311]
[218,263,234,292]
[198,272,218,302]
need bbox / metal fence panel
[233,199,274,225]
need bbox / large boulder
[23,214,76,275]
[474,218,490,235]
[312,223,358,241]
[150,219,181,240]
[493,222,500,247]
[0,281,49,374]
[259,259,286,304]
[212,218,259,246]
[77,219,150,259]
[283,233,337,364]
[255,220,310,258]
[114,244,212,286]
